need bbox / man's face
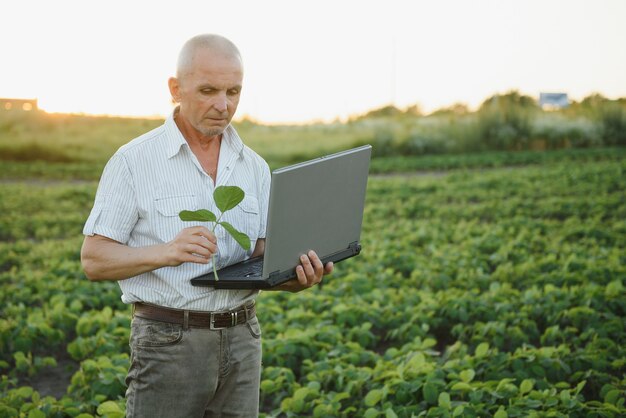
[170,48,243,137]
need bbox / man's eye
[201,89,215,95]
[228,89,240,96]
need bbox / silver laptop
[190,145,371,289]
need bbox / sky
[2,0,625,124]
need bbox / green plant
[178,185,251,280]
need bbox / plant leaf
[179,209,217,222]
[364,389,383,407]
[475,342,489,357]
[423,381,438,404]
[438,392,451,409]
[520,379,534,394]
[218,221,251,250]
[460,369,475,383]
[214,186,245,212]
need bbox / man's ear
[168,77,181,103]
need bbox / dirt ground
[22,354,79,399]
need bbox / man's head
[169,34,243,138]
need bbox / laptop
[190,145,371,289]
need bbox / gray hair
[176,34,243,78]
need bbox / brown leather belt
[133,300,256,330]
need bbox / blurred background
[1,0,625,170]
[1,1,625,417]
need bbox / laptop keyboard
[242,259,264,277]
[217,256,264,279]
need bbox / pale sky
[2,0,625,123]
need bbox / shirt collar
[164,109,188,159]
[164,108,245,159]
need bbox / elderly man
[81,34,332,418]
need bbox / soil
[21,353,79,399]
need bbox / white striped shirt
[83,111,271,311]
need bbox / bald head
[176,34,243,79]
[169,34,244,138]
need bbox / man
[81,34,333,418]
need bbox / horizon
[1,88,624,126]
[3,0,626,124]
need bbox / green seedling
[179,185,251,280]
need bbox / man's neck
[173,110,222,180]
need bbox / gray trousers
[125,314,262,418]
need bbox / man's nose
[213,94,228,113]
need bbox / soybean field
[1,150,625,417]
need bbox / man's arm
[251,239,333,293]
[81,226,217,281]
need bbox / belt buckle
[209,312,227,330]
[209,311,238,329]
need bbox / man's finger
[295,265,307,285]
[184,226,216,243]
[300,254,315,282]
[308,250,324,277]
[186,243,212,258]
[188,235,218,253]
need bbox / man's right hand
[81,227,218,281]
[164,226,218,266]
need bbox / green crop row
[0,154,624,417]
[1,146,624,182]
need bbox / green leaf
[453,405,465,417]
[214,186,245,212]
[460,369,475,383]
[28,410,46,418]
[364,389,383,407]
[605,389,621,405]
[97,401,123,415]
[385,408,398,418]
[438,392,451,409]
[423,381,438,404]
[494,408,508,418]
[16,386,33,399]
[260,380,275,392]
[364,408,380,418]
[475,342,489,357]
[451,382,472,391]
[333,392,350,403]
[313,404,332,418]
[406,352,425,369]
[520,379,534,394]
[605,279,623,298]
[575,380,586,395]
[218,221,251,250]
[293,387,310,401]
[179,209,216,222]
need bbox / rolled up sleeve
[83,153,138,244]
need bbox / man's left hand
[274,250,333,293]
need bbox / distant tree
[429,103,470,117]
[480,90,538,111]
[360,105,403,119]
[404,104,423,117]
[476,91,535,151]
[580,93,609,109]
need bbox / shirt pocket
[216,195,261,267]
[153,194,198,242]
[236,195,261,240]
